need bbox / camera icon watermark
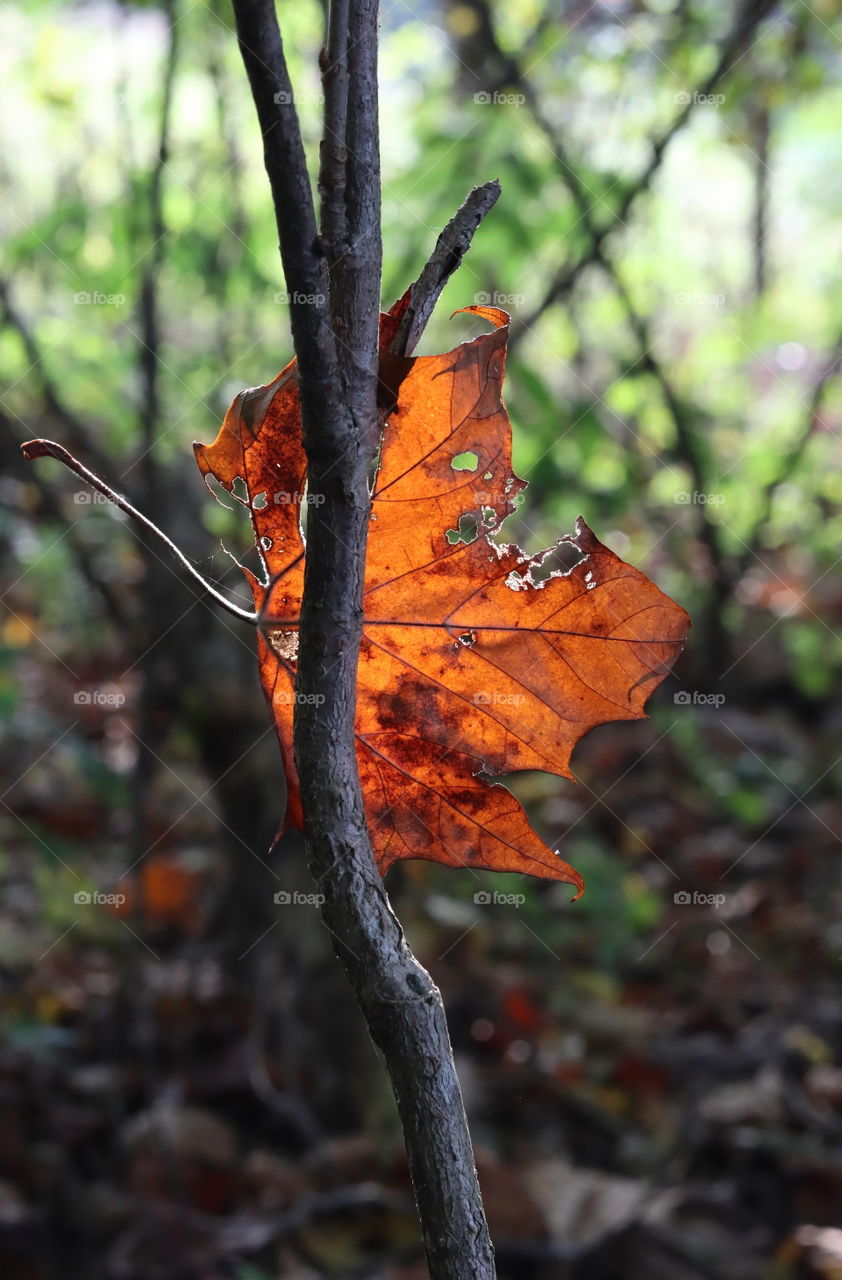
[674,491,725,506]
[473,90,525,108]
[674,890,726,908]
[473,691,526,707]
[74,688,126,708]
[475,490,517,509]
[272,489,325,506]
[74,889,127,906]
[474,890,526,907]
[273,691,326,707]
[474,290,526,308]
[273,90,325,106]
[73,490,110,505]
[674,91,725,107]
[273,889,325,906]
[73,290,126,307]
[273,291,326,307]
[673,691,725,708]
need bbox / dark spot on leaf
[374,682,458,740]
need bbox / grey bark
[391,178,501,356]
[229,0,497,1274]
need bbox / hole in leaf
[531,542,587,583]
[446,513,479,545]
[458,630,477,647]
[231,475,249,504]
[265,628,299,662]
[451,451,479,471]
[260,536,273,551]
[252,491,268,510]
[298,481,317,541]
[483,471,492,481]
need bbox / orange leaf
[194,305,690,897]
[114,855,206,933]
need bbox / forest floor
[1,600,841,1280]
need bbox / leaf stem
[20,438,257,625]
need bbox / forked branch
[229,1,497,1275]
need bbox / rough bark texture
[229,1,497,1274]
[391,178,501,357]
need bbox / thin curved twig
[20,438,257,624]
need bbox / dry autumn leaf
[194,305,690,897]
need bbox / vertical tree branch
[318,0,349,255]
[227,0,341,430]
[391,178,501,357]
[130,0,180,890]
[229,1,496,1274]
[750,102,770,300]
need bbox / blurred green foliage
[2,0,841,676]
[2,0,841,1013]
[2,7,842,1277]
